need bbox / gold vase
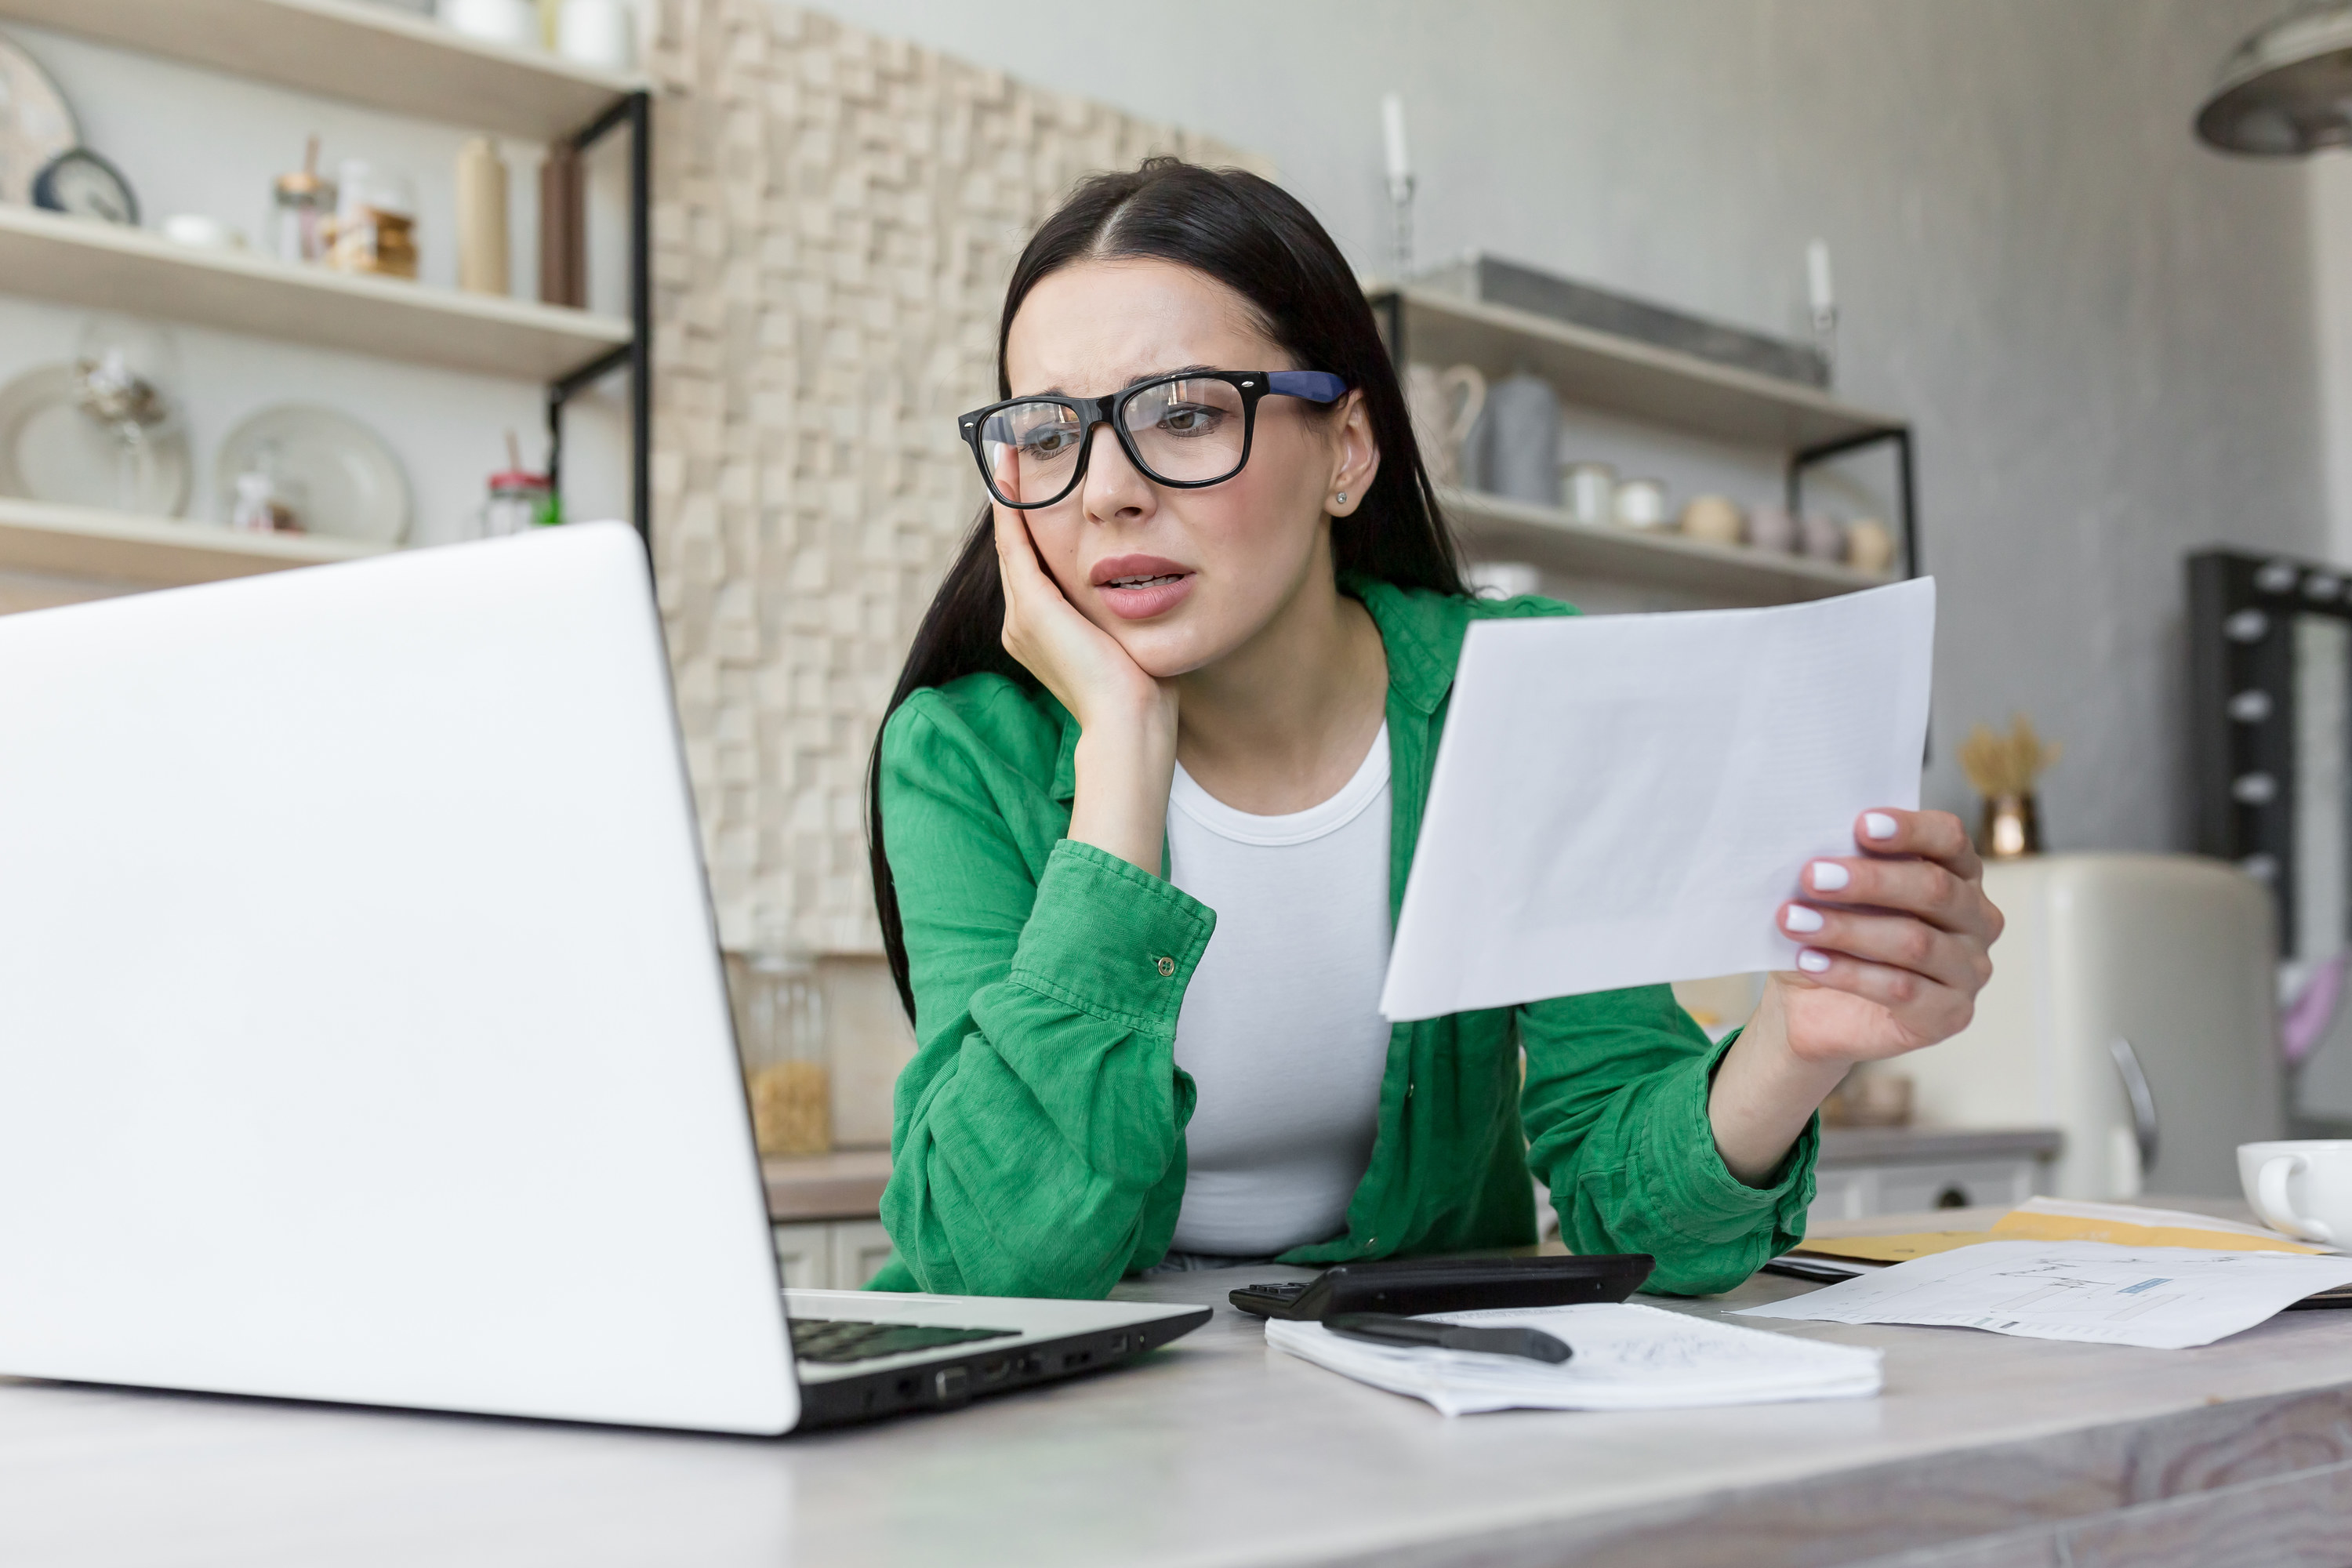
[1980,791,2041,858]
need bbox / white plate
[0,363,191,517]
[0,36,78,206]
[215,405,411,544]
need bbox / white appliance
[0,523,1201,1434]
[1903,853,2285,1200]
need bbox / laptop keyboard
[789,1317,1018,1365]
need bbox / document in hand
[1265,1303,1882,1417]
[1737,1240,2352,1349]
[1380,579,1936,1021]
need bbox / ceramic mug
[557,0,637,72]
[1403,363,1485,490]
[438,0,541,48]
[1560,460,1615,525]
[2238,1139,2352,1245]
[1612,477,1668,530]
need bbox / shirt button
[1155,956,1176,977]
[1405,1083,1414,1100]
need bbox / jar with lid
[327,159,418,279]
[728,952,830,1157]
[478,469,554,536]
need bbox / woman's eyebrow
[1025,364,1225,398]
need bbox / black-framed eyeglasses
[956,369,1348,510]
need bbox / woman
[863,159,1998,1299]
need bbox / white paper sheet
[1380,579,1936,1020]
[1737,1240,2352,1349]
[1265,1302,1882,1417]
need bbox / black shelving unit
[545,89,653,550]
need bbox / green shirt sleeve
[1519,985,1817,1295]
[873,696,1213,1298]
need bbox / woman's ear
[1328,390,1381,517]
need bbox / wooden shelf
[1379,284,1903,452]
[0,495,386,588]
[0,0,644,141]
[0,205,630,381]
[1443,487,1895,605]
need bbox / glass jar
[728,953,830,1157]
[478,470,554,537]
[327,160,418,279]
[270,166,334,265]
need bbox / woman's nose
[1080,421,1151,522]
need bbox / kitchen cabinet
[1806,1127,2061,1225]
[770,1219,893,1290]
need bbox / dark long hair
[868,158,1467,1022]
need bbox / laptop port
[1108,1334,1131,1354]
[895,1376,918,1399]
[1061,1349,1091,1370]
[979,1358,1008,1383]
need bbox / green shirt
[867,577,1816,1298]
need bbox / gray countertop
[4,1200,2348,1566]
[1815,1123,2064,1165]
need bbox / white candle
[1806,238,1835,317]
[1381,93,1411,189]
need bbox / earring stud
[1337,492,1348,505]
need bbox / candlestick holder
[1388,175,1415,278]
[1809,302,1839,383]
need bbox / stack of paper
[1740,1240,2352,1349]
[1265,1303,1882,1417]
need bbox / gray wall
[817,0,2326,850]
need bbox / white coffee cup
[2238,1139,2352,1245]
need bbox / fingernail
[1797,949,1832,974]
[1783,905,1824,934]
[1809,861,1850,891]
[1864,811,1898,840]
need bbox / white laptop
[0,522,1205,1435]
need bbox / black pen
[1323,1312,1572,1364]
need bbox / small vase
[1981,792,2041,858]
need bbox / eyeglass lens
[978,376,1250,505]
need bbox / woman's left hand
[1707,808,2004,1184]
[1771,808,2002,1062]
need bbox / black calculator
[1229,1254,1654,1320]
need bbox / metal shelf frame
[546,89,652,545]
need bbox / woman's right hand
[993,506,1178,871]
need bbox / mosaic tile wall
[644,0,1267,958]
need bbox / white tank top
[1165,724,1394,1256]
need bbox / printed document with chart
[1737,1240,2352,1349]
[1380,579,1936,1021]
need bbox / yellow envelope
[1792,1231,1991,1264]
[1986,1207,2324,1255]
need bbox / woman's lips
[1091,554,1196,621]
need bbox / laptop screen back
[0,524,797,1434]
